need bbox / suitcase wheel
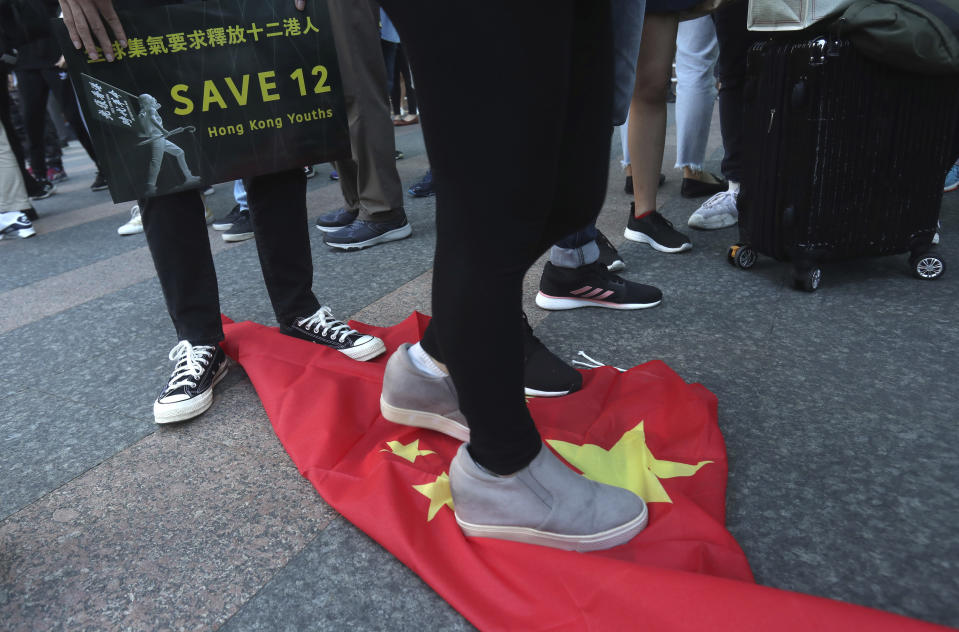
[728,244,757,269]
[793,266,822,292]
[910,252,945,280]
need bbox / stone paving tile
[0,393,154,520]
[0,429,333,632]
[221,517,474,632]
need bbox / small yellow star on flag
[548,421,712,503]
[413,472,454,521]
[381,439,435,464]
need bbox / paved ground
[2,108,957,631]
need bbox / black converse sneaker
[523,313,582,397]
[154,342,229,424]
[623,203,692,253]
[281,306,386,361]
[595,230,625,272]
[212,204,244,231]
[535,261,662,310]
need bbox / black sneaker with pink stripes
[535,262,662,311]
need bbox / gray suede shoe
[380,343,470,442]
[449,443,647,552]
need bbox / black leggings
[381,1,613,473]
[16,67,99,176]
[391,45,416,116]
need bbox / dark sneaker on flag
[380,343,470,441]
[90,171,109,192]
[154,342,229,424]
[222,209,254,242]
[536,262,661,310]
[281,306,386,361]
[449,442,648,552]
[523,312,581,397]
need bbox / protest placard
[54,0,350,203]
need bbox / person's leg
[623,13,692,252]
[0,72,44,198]
[244,169,320,327]
[628,14,677,216]
[47,67,99,167]
[688,0,765,230]
[14,69,52,179]
[674,16,719,175]
[396,45,418,117]
[141,190,223,344]
[381,39,398,97]
[0,119,35,227]
[386,0,611,472]
[326,0,404,221]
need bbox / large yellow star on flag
[413,472,454,521]
[547,421,712,503]
[381,439,435,463]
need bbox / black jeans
[141,168,319,346]
[381,0,614,474]
[712,0,766,183]
[0,69,40,192]
[15,67,99,176]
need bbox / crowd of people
[1,0,953,554]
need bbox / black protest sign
[55,0,350,203]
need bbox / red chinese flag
[220,313,947,632]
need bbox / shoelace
[296,306,357,342]
[701,190,736,210]
[167,341,215,389]
[571,351,626,372]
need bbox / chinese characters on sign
[86,17,323,63]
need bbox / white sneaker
[0,212,36,239]
[204,199,214,225]
[687,190,738,230]
[117,205,143,235]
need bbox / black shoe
[222,209,254,242]
[153,342,229,424]
[21,207,39,221]
[595,230,625,272]
[535,261,662,310]
[315,207,358,232]
[623,203,692,253]
[523,313,582,397]
[212,204,244,231]
[680,173,727,199]
[90,171,109,191]
[323,214,412,251]
[281,306,386,361]
[304,165,316,179]
[409,170,433,197]
[29,180,55,200]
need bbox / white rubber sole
[524,386,571,398]
[0,227,36,240]
[339,337,386,362]
[455,503,648,552]
[154,361,229,424]
[535,292,661,311]
[325,223,412,250]
[623,228,692,253]
[222,232,254,243]
[380,395,470,442]
[315,224,348,233]
[687,213,737,230]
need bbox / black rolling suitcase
[731,35,959,291]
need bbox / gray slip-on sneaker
[380,343,470,442]
[449,443,647,552]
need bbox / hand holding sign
[59,0,127,61]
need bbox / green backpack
[838,0,959,74]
